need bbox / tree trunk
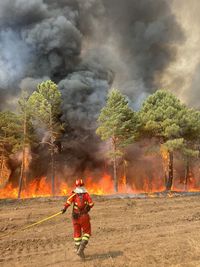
[0,151,10,187]
[0,152,5,182]
[51,146,55,196]
[184,158,190,191]
[18,156,24,199]
[50,108,55,196]
[164,171,168,189]
[112,137,118,192]
[0,134,8,186]
[166,151,173,191]
[0,153,6,187]
[18,109,27,199]
[123,159,127,192]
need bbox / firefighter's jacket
[64,187,94,215]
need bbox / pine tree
[17,90,37,198]
[139,89,200,191]
[178,108,200,189]
[96,89,138,192]
[0,111,21,187]
[28,80,62,195]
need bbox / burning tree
[139,89,200,191]
[177,108,200,189]
[0,98,36,198]
[17,90,37,198]
[0,111,21,188]
[96,89,138,192]
[28,80,62,196]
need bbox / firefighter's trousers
[73,213,91,246]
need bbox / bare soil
[0,194,200,267]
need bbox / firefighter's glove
[85,205,91,212]
[61,207,67,214]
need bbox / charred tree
[166,151,173,191]
[112,136,118,192]
[17,90,35,199]
[49,107,55,196]
[123,159,127,191]
[184,157,190,191]
[18,108,27,199]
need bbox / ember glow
[0,174,200,199]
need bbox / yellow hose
[0,211,62,239]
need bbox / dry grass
[1,195,200,266]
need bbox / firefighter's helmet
[75,179,84,187]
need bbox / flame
[0,175,115,199]
[160,146,169,175]
[0,157,11,187]
[21,146,32,188]
[0,172,200,199]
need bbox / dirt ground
[1,194,200,267]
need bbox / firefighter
[61,179,94,259]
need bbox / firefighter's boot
[77,240,88,259]
[75,244,80,252]
[74,237,81,252]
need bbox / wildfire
[160,146,169,177]
[0,175,115,199]
[0,173,200,199]
[0,158,10,188]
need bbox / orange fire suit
[64,191,94,246]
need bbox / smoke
[167,0,200,107]
[79,0,185,103]
[0,29,31,88]
[0,0,81,96]
[0,0,48,27]
[0,0,199,182]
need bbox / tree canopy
[96,88,138,148]
[139,89,187,141]
[28,80,62,134]
[0,111,22,153]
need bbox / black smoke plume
[0,0,187,183]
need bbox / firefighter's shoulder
[66,191,76,203]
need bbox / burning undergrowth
[1,139,200,199]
